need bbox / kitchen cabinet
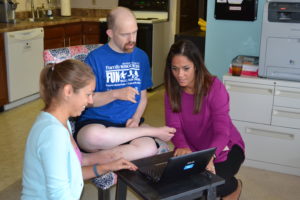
[44,25,65,49]
[65,23,83,46]
[223,74,300,176]
[82,22,101,45]
[0,33,8,108]
[44,22,82,49]
[44,22,100,49]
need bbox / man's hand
[126,118,140,128]
[113,87,139,103]
[174,148,192,157]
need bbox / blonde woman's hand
[106,158,138,172]
[174,148,192,156]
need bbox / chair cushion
[43,44,102,65]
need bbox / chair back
[43,44,102,65]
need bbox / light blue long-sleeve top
[21,112,83,200]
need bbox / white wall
[71,0,117,9]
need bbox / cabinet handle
[63,38,66,47]
[275,89,300,99]
[225,84,273,95]
[273,109,300,119]
[246,128,294,140]
[69,38,71,46]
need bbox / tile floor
[0,86,300,200]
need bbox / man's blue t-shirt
[79,44,153,124]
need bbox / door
[179,0,207,32]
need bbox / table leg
[206,186,217,200]
[115,179,127,200]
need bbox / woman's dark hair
[40,59,95,110]
[164,39,213,113]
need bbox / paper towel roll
[61,0,71,16]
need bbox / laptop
[138,147,216,183]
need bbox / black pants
[214,145,245,197]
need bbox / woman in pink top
[164,40,245,200]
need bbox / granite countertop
[0,16,101,33]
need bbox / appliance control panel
[118,0,168,12]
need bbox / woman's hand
[174,147,192,156]
[105,158,138,172]
[206,156,216,174]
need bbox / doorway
[179,0,207,32]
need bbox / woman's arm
[81,158,138,180]
[39,126,77,200]
[208,79,232,158]
[164,93,189,149]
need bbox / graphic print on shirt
[105,61,141,88]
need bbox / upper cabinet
[0,33,8,107]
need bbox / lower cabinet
[223,74,300,176]
[44,25,65,49]
[82,22,101,45]
[44,22,100,49]
[0,33,8,107]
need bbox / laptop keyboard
[139,162,167,182]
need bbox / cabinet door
[224,81,274,124]
[0,33,8,106]
[44,25,65,49]
[82,22,100,45]
[65,23,82,46]
[234,120,300,170]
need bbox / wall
[16,0,59,11]
[15,0,115,11]
[205,0,266,79]
[71,0,117,9]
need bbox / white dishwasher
[4,28,44,109]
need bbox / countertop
[0,16,101,33]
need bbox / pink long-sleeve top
[165,78,245,163]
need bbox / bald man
[74,7,172,163]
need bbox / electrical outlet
[92,0,96,5]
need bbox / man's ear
[106,29,113,38]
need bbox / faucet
[36,3,46,19]
[30,0,35,20]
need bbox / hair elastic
[93,164,100,177]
